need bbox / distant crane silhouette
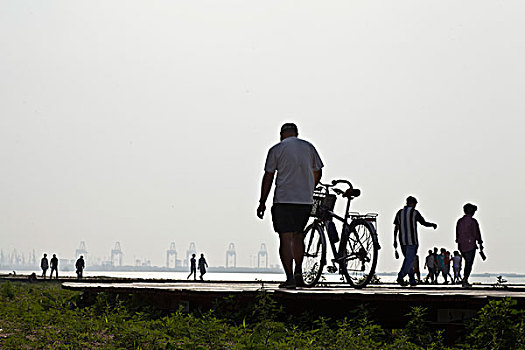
[226,243,236,268]
[257,243,268,268]
[111,242,123,267]
[30,249,36,266]
[185,242,196,267]
[75,241,88,262]
[166,242,177,268]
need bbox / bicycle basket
[310,192,337,218]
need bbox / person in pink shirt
[456,203,484,288]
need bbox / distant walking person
[393,196,437,286]
[257,123,324,289]
[198,254,208,280]
[424,250,436,283]
[445,250,454,282]
[452,251,463,284]
[187,254,197,280]
[436,248,446,284]
[456,203,484,288]
[432,247,439,283]
[413,254,421,282]
[75,256,85,279]
[40,253,49,279]
[438,248,450,284]
[50,254,59,279]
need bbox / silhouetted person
[75,255,85,279]
[424,250,436,283]
[257,123,323,289]
[198,254,208,280]
[452,250,463,284]
[393,196,437,287]
[40,253,49,279]
[413,254,421,282]
[456,203,484,288]
[445,250,454,282]
[187,254,197,280]
[432,247,439,283]
[28,272,37,283]
[436,248,448,284]
[50,254,59,279]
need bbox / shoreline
[2,268,525,278]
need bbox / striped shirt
[394,206,426,246]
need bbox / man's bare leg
[279,232,295,282]
[291,232,306,285]
[292,232,305,274]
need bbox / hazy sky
[1,1,524,274]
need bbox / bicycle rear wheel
[301,223,326,287]
[341,219,378,288]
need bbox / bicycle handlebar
[317,180,360,199]
[331,179,353,188]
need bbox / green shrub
[0,281,15,299]
[1,281,525,349]
[466,298,525,350]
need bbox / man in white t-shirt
[257,123,324,289]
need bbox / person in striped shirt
[393,196,438,286]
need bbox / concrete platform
[60,280,525,344]
[62,280,525,318]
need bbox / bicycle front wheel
[341,219,378,288]
[301,223,326,287]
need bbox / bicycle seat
[343,188,361,198]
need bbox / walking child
[432,247,439,283]
[452,251,462,284]
[413,254,421,282]
[436,248,447,284]
[424,250,435,283]
[443,250,452,284]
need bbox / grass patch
[0,281,523,349]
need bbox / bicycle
[301,180,381,288]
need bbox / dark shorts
[271,203,312,234]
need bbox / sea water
[2,269,525,285]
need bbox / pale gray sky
[1,1,524,273]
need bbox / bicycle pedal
[327,266,338,273]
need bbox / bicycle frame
[312,181,379,280]
[320,194,354,272]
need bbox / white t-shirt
[452,255,462,269]
[264,136,324,204]
[425,255,435,269]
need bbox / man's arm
[393,224,399,249]
[455,220,460,243]
[474,219,484,249]
[416,213,437,229]
[257,171,275,219]
[313,169,322,187]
